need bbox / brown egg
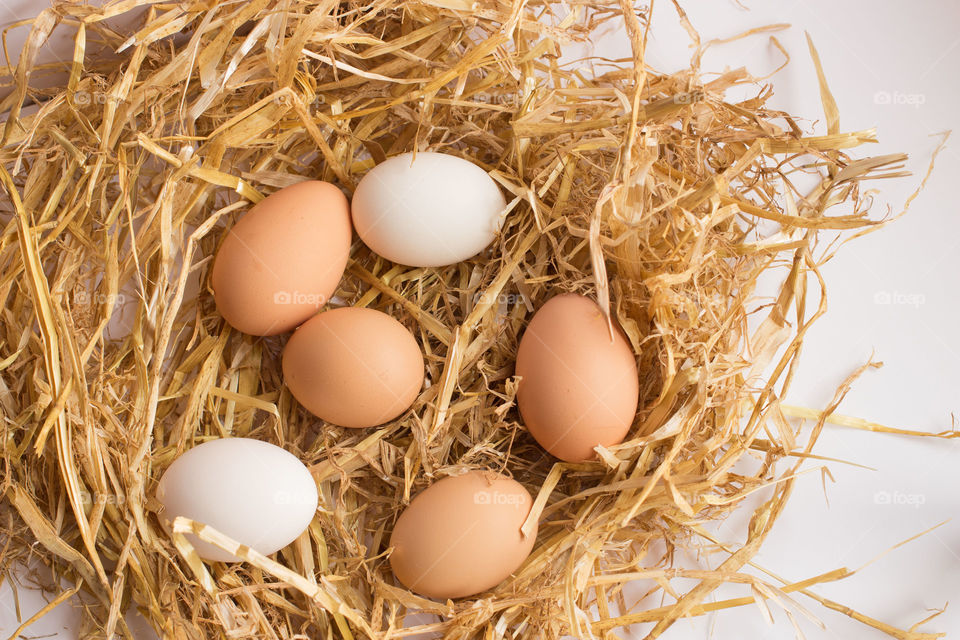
[211,181,351,336]
[282,307,423,428]
[389,471,536,599]
[515,293,639,462]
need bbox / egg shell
[515,293,639,462]
[389,471,536,599]
[156,438,318,563]
[211,180,352,336]
[350,152,507,267]
[282,306,424,428]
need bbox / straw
[0,1,949,638]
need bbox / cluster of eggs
[156,152,640,600]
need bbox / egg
[282,307,424,428]
[515,294,639,462]
[156,438,318,562]
[350,152,507,267]
[389,471,536,599]
[211,180,352,336]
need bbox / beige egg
[211,181,351,336]
[389,471,537,599]
[515,293,639,462]
[282,307,424,428]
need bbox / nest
[0,1,950,639]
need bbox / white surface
[2,1,959,638]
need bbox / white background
[1,1,958,639]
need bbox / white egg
[351,152,507,267]
[156,438,318,562]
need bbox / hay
[0,1,950,638]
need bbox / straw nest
[0,1,950,639]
